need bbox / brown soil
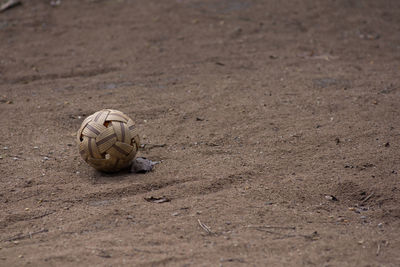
[1,0,400,266]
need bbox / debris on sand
[303,231,320,241]
[359,32,380,40]
[144,196,170,203]
[139,143,166,151]
[359,192,374,205]
[198,219,212,234]
[384,142,390,147]
[96,250,111,258]
[3,228,48,242]
[312,77,349,89]
[50,0,61,7]
[297,52,338,61]
[325,195,338,201]
[130,157,159,173]
[0,0,21,13]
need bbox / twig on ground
[140,144,166,151]
[247,225,299,239]
[247,225,296,230]
[0,0,21,12]
[248,227,296,239]
[198,219,212,234]
[360,192,374,204]
[3,228,48,242]
[30,210,56,220]
[259,230,286,235]
[376,243,381,256]
[133,248,165,254]
[272,234,297,240]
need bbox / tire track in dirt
[81,181,181,201]
[0,67,120,85]
[82,171,252,201]
[196,171,252,195]
[0,170,252,230]
[0,210,56,229]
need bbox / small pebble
[325,195,338,201]
[172,212,179,216]
[3,146,8,150]
[130,157,158,173]
[33,146,39,149]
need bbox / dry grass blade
[247,225,296,230]
[360,192,374,204]
[0,0,21,12]
[140,144,166,151]
[3,228,48,242]
[198,219,212,234]
[144,196,170,203]
[30,210,56,220]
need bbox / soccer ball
[77,109,140,172]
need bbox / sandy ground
[0,0,400,266]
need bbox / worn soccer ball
[77,109,140,172]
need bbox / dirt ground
[0,0,399,266]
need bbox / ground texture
[0,0,400,266]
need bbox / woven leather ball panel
[77,109,140,172]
